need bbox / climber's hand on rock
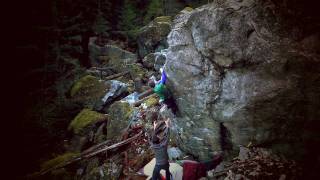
[165,118,170,127]
[153,121,157,130]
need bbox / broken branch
[39,130,143,176]
[103,71,129,81]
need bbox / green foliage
[144,0,164,25]
[68,109,107,134]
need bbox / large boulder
[154,50,167,71]
[142,53,156,69]
[137,16,172,58]
[165,0,320,160]
[88,37,137,67]
[37,152,79,179]
[94,80,128,111]
[70,75,109,109]
[106,101,134,140]
[67,109,107,151]
[142,51,167,71]
[70,75,128,111]
[68,109,107,135]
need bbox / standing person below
[151,118,171,180]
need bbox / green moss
[144,97,159,108]
[69,109,107,134]
[40,152,79,171]
[70,75,108,108]
[109,101,133,120]
[107,101,134,139]
[154,16,171,23]
[127,64,147,79]
[70,75,107,97]
[183,7,194,12]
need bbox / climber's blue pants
[160,70,167,84]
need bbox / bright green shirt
[153,83,167,101]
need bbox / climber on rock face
[149,67,168,103]
[148,68,178,114]
[150,117,171,180]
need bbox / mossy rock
[154,16,172,24]
[137,16,172,58]
[68,109,107,135]
[40,152,80,172]
[106,101,134,140]
[182,7,194,12]
[70,75,108,108]
[83,160,122,180]
[144,97,159,108]
[89,37,137,67]
[85,167,103,180]
[50,168,72,180]
[126,63,147,79]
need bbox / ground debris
[212,146,302,180]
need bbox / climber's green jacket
[153,69,169,101]
[153,83,168,101]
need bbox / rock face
[137,16,172,58]
[88,37,137,67]
[106,101,134,140]
[70,75,128,111]
[70,75,109,109]
[165,0,320,160]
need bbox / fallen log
[39,130,143,176]
[133,93,157,107]
[91,67,116,71]
[81,139,111,156]
[84,130,143,158]
[104,71,129,81]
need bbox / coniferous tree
[92,10,110,45]
[144,0,164,25]
[119,0,138,31]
